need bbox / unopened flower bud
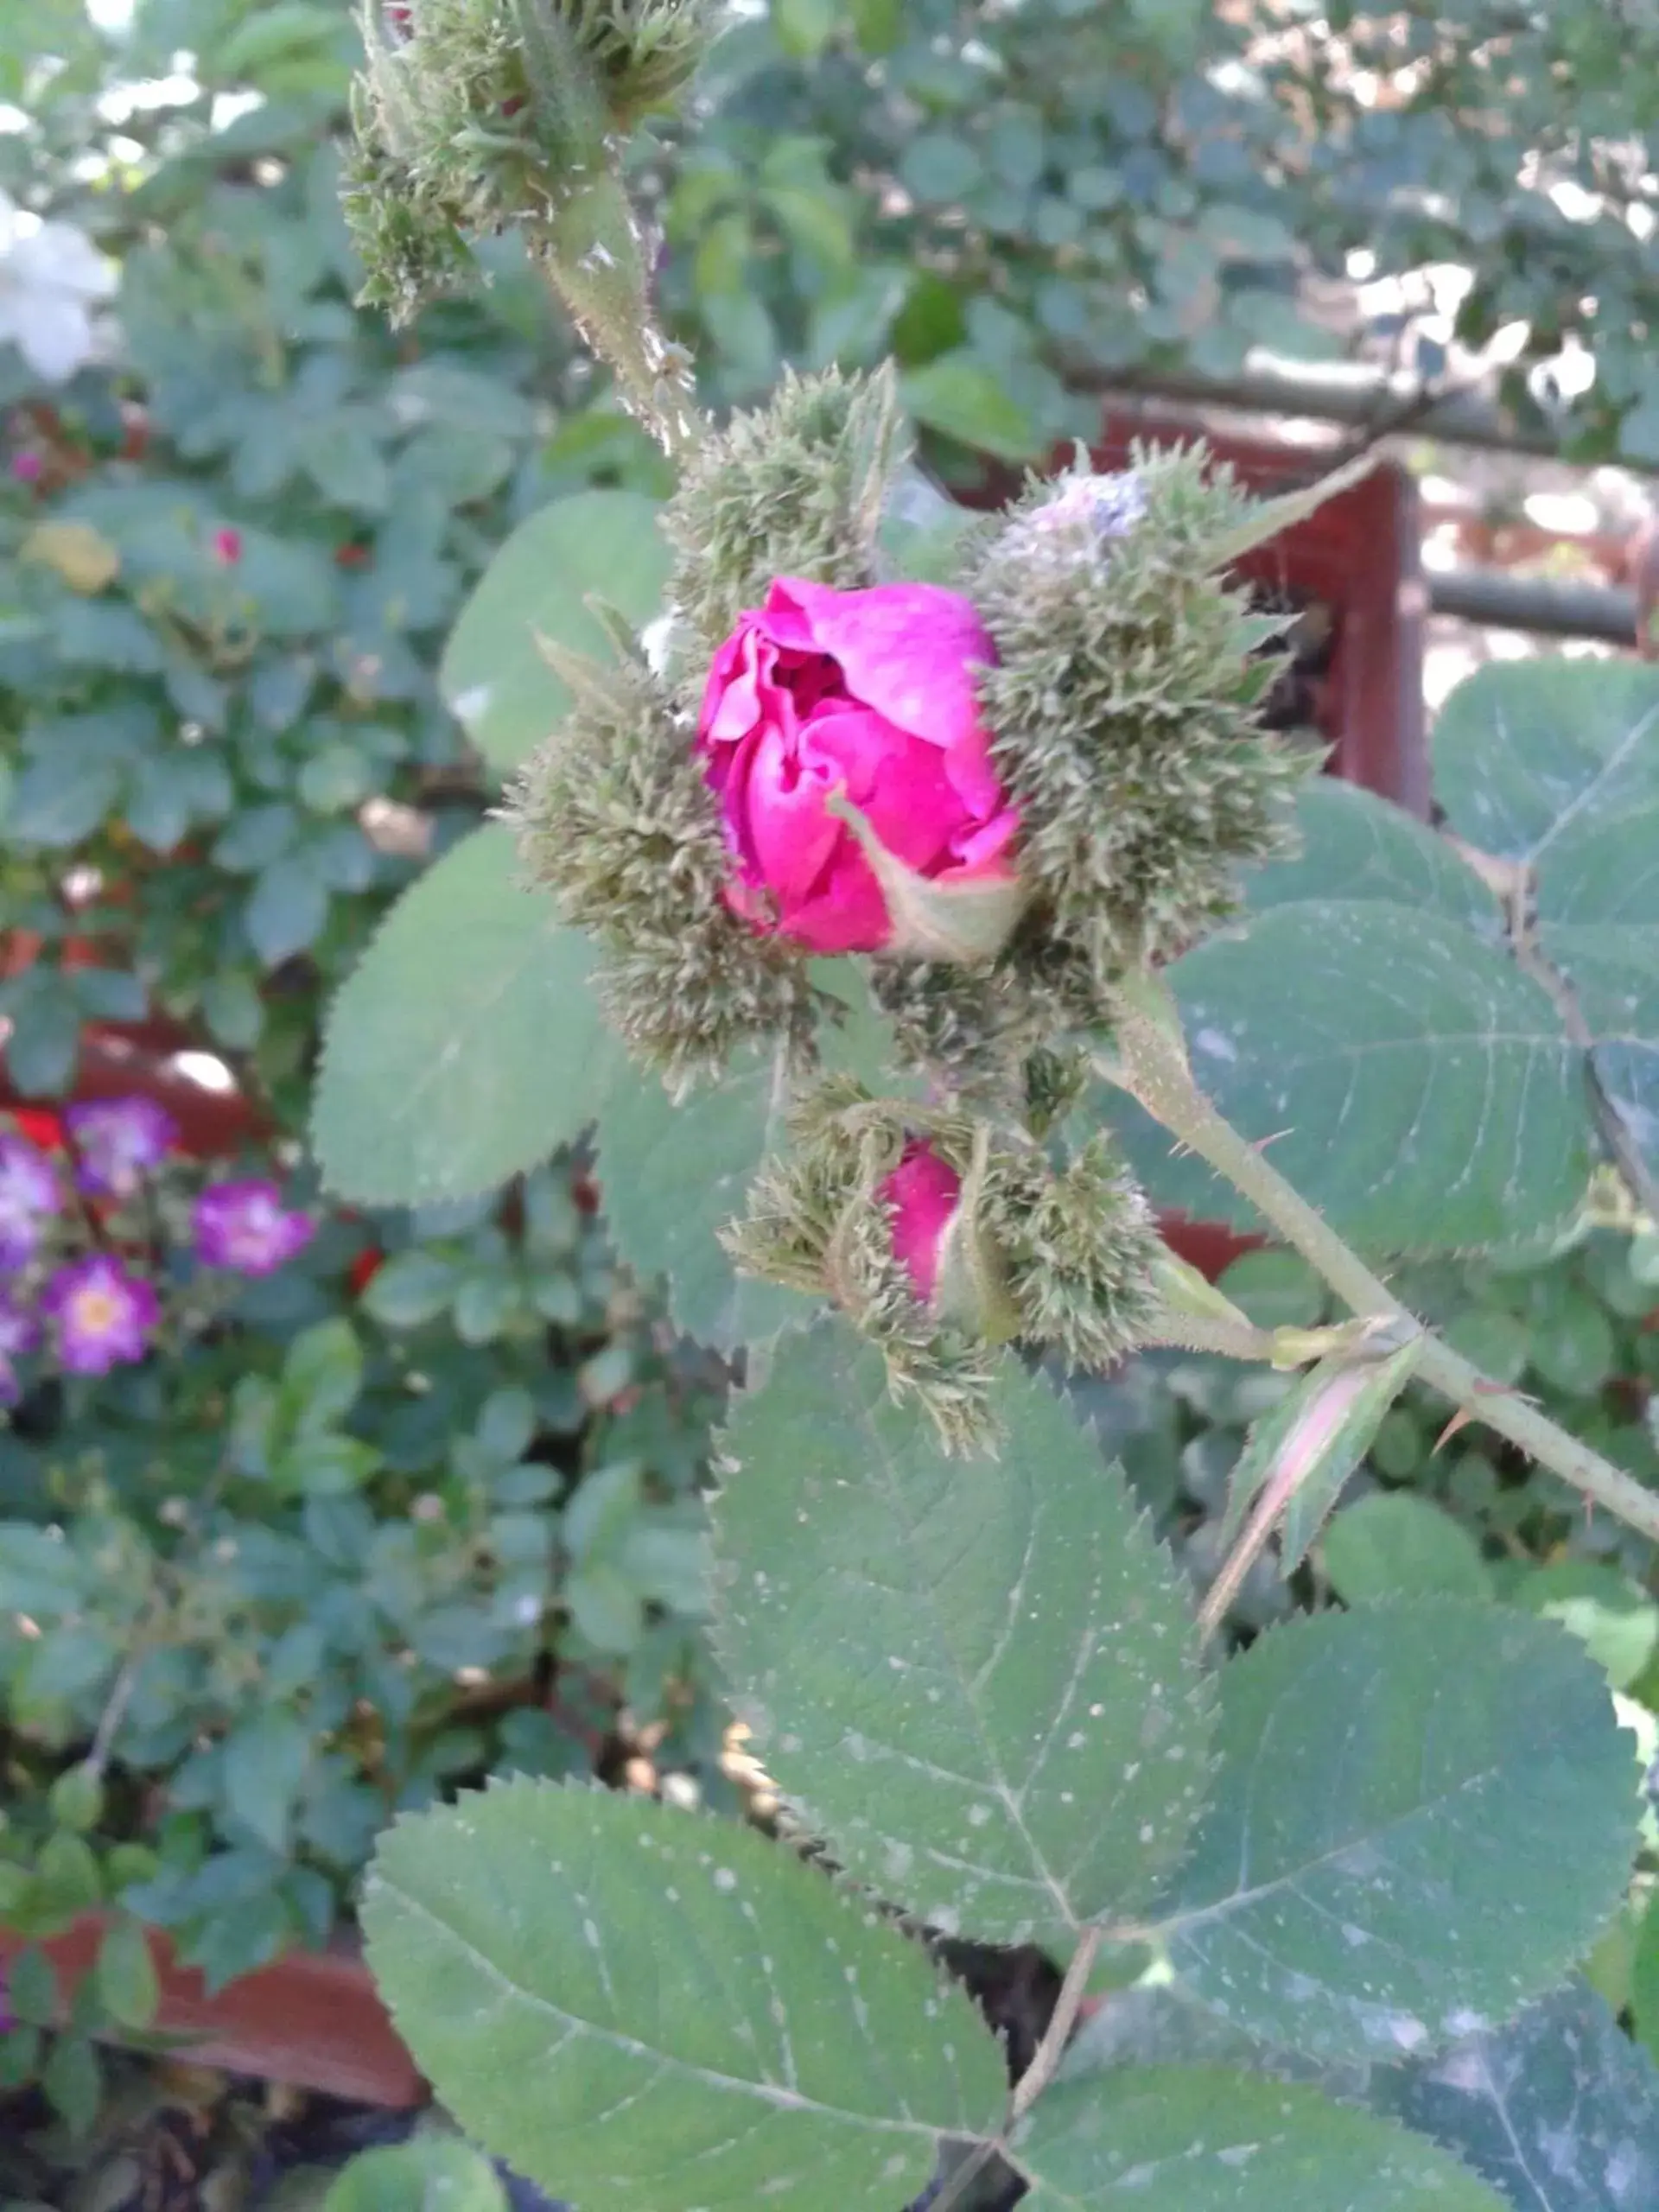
[879,1141,960,1306]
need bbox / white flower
[0,192,118,384]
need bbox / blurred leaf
[1510,1560,1659,1692]
[595,1042,806,1351]
[323,2137,509,2212]
[900,353,1044,461]
[22,520,120,593]
[361,1251,461,1329]
[439,491,670,778]
[41,2035,101,2136]
[312,825,624,1205]
[1321,1492,1492,1605]
[222,1708,311,1856]
[247,852,330,966]
[96,1918,161,2031]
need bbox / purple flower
[41,1255,159,1375]
[0,1134,61,1267]
[65,1096,178,1198]
[0,1294,41,1407]
[192,1180,315,1276]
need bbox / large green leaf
[1016,2066,1507,2211]
[313,826,621,1205]
[713,1329,1217,1948]
[439,490,671,778]
[1433,662,1659,900]
[1248,780,1498,933]
[1373,1981,1659,2212]
[1110,900,1590,1250]
[1433,662,1659,1190]
[1156,1603,1637,2061]
[360,1779,1005,2212]
[594,1043,807,1351]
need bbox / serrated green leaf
[595,1043,807,1350]
[323,2135,509,2212]
[1111,900,1590,1251]
[360,1779,1006,2212]
[312,826,624,1206]
[1433,660,1659,893]
[1321,1492,1491,1605]
[1156,1603,1637,2060]
[714,1329,1216,1948]
[1248,781,1498,933]
[1375,1980,1659,2212]
[439,491,670,779]
[1017,2064,1507,2211]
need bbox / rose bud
[697,579,1023,963]
[878,1140,963,1306]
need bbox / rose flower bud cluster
[510,364,1313,1423]
[721,1084,1163,1452]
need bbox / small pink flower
[879,1141,963,1306]
[212,526,243,567]
[193,1179,315,1275]
[65,1096,177,1199]
[10,452,42,485]
[696,579,1019,956]
[41,1255,158,1376]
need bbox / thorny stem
[931,1928,1104,2212]
[1104,989,1659,1549]
[1009,1925,1102,2125]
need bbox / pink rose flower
[212,526,243,567]
[696,578,1019,956]
[879,1141,963,1306]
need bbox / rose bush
[696,578,1019,954]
